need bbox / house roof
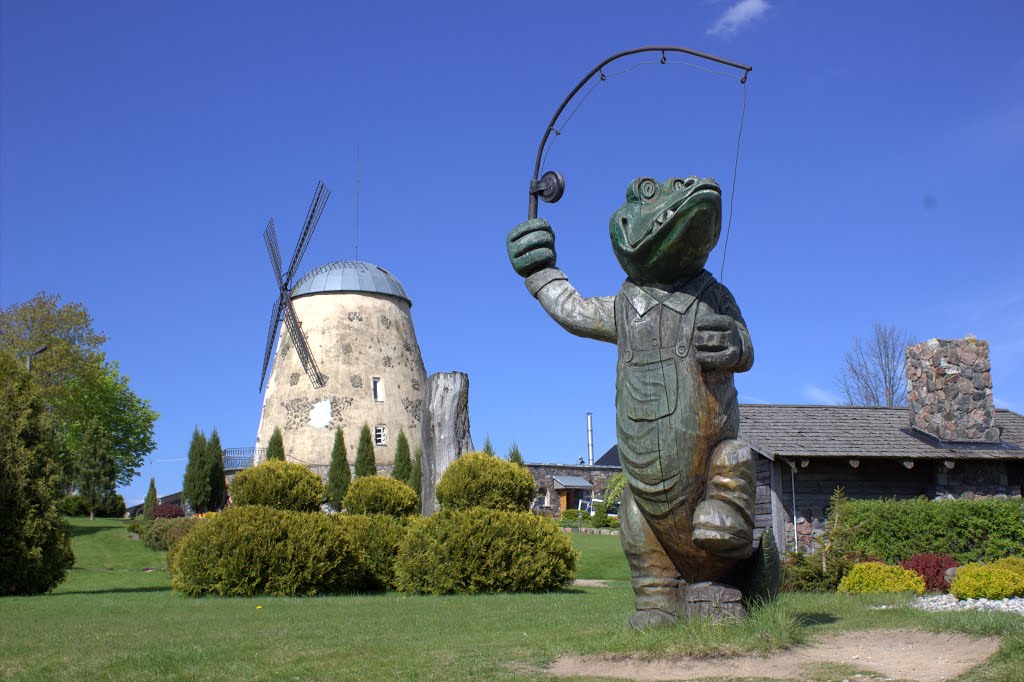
[594,405,1024,466]
[552,475,594,490]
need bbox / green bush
[838,497,1024,564]
[142,517,199,551]
[591,502,610,528]
[342,476,418,517]
[334,514,411,590]
[169,505,360,596]
[0,353,74,595]
[782,550,853,592]
[394,509,577,594]
[57,494,88,517]
[229,460,324,512]
[950,563,1024,600]
[992,557,1024,578]
[436,452,536,512]
[559,509,583,525]
[837,562,926,595]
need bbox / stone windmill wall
[255,262,427,470]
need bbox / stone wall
[906,336,998,443]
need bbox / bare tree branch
[834,322,914,407]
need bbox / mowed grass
[0,519,1021,681]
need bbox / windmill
[259,180,331,390]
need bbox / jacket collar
[622,271,712,317]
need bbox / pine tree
[325,427,351,509]
[182,427,209,513]
[482,435,494,456]
[142,478,158,519]
[205,428,226,511]
[265,427,285,461]
[392,430,412,482]
[410,446,423,506]
[355,423,376,478]
[75,417,118,520]
[507,441,524,466]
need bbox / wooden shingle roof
[594,405,1024,466]
[739,405,1024,460]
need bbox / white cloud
[802,384,840,405]
[707,0,770,36]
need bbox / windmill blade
[258,296,284,390]
[285,180,330,283]
[263,218,284,285]
[283,297,325,388]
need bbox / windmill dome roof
[290,261,411,305]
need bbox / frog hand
[507,219,556,278]
[694,313,742,370]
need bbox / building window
[372,377,385,402]
[374,424,388,446]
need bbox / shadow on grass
[68,524,110,538]
[796,613,839,626]
[53,586,172,596]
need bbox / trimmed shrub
[96,492,126,518]
[950,563,1024,600]
[151,502,185,519]
[838,562,926,595]
[229,460,324,512]
[560,509,583,525]
[839,497,1024,564]
[169,505,360,596]
[900,553,960,593]
[394,509,577,594]
[591,502,611,528]
[334,514,411,590]
[992,557,1024,578]
[57,494,89,517]
[142,517,199,551]
[435,452,536,512]
[342,476,418,517]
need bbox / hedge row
[841,497,1024,563]
[142,517,200,551]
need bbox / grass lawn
[1,518,1021,681]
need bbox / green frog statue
[508,175,764,629]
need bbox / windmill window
[374,424,388,446]
[372,377,385,402]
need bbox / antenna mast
[355,144,360,259]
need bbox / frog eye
[637,178,658,201]
[672,177,697,191]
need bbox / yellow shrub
[991,557,1024,578]
[837,562,926,595]
[950,563,1024,599]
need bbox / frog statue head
[609,176,722,286]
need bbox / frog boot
[619,485,681,630]
[691,439,755,560]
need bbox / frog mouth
[627,183,720,247]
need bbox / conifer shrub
[169,505,360,596]
[229,460,324,512]
[899,553,959,593]
[57,494,89,517]
[354,424,376,477]
[265,427,285,461]
[334,514,412,590]
[391,430,412,483]
[435,452,536,512]
[837,562,926,595]
[325,427,350,510]
[150,502,185,519]
[950,563,1024,600]
[590,502,611,528]
[342,476,418,517]
[782,550,853,592]
[559,509,583,525]
[143,478,158,520]
[142,517,199,551]
[394,509,577,594]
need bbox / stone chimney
[905,336,999,443]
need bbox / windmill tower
[255,182,427,470]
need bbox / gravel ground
[874,595,1024,615]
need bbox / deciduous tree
[75,417,118,520]
[835,322,914,407]
[325,427,351,509]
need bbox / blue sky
[2,1,1022,506]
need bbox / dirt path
[547,629,999,682]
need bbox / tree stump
[421,371,473,515]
